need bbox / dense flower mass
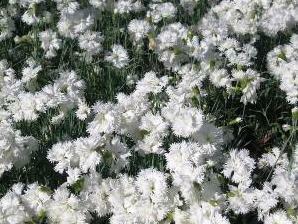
[0,0,297,224]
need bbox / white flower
[156,23,188,51]
[136,132,165,154]
[264,210,293,224]
[0,121,38,176]
[116,92,149,138]
[166,141,208,185]
[174,202,230,224]
[80,172,113,217]
[135,71,168,96]
[191,121,224,146]
[258,147,288,170]
[87,102,119,135]
[57,9,95,39]
[114,0,143,14]
[140,112,168,134]
[260,4,294,36]
[147,2,177,23]
[136,112,168,154]
[66,168,82,185]
[21,58,42,84]
[22,183,51,215]
[76,100,90,120]
[128,19,151,43]
[39,29,61,58]
[9,92,40,121]
[22,9,40,25]
[47,186,89,224]
[89,0,106,8]
[135,168,167,201]
[0,183,31,224]
[254,182,279,220]
[223,149,255,186]
[105,44,129,68]
[267,34,298,104]
[104,136,131,172]
[271,169,296,205]
[108,172,179,224]
[209,69,231,88]
[78,31,104,55]
[227,185,255,215]
[47,141,77,174]
[231,69,264,105]
[74,136,103,173]
[54,0,79,14]
[189,202,230,224]
[162,103,203,138]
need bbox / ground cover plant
[0,0,298,223]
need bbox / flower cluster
[267,34,298,105]
[0,0,297,224]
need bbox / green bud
[292,107,298,120]
[228,117,242,125]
